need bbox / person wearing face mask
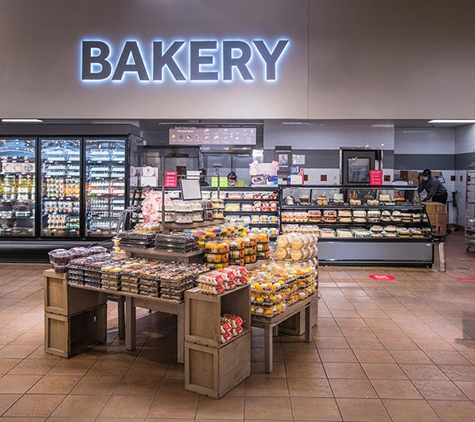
[417,168,448,204]
[227,171,247,187]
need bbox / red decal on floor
[456,277,475,281]
[369,274,395,281]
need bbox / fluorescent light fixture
[428,119,475,124]
[1,118,43,123]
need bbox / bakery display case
[466,163,475,252]
[281,185,434,266]
[212,187,280,238]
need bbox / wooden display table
[251,294,318,373]
[68,284,185,363]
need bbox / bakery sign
[80,38,290,83]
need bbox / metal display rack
[466,163,475,252]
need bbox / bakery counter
[318,238,434,266]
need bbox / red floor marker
[369,274,395,281]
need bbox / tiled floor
[0,230,475,421]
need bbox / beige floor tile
[148,395,199,419]
[389,350,432,364]
[424,350,472,365]
[361,363,408,380]
[291,397,342,421]
[0,358,23,374]
[3,394,65,418]
[345,337,385,350]
[353,349,395,363]
[413,338,456,351]
[195,395,244,419]
[51,394,110,418]
[400,364,450,381]
[382,398,440,422]
[0,374,42,394]
[428,399,475,422]
[99,394,154,418]
[371,379,422,399]
[323,362,367,379]
[439,364,475,381]
[6,357,58,375]
[336,398,391,421]
[287,378,333,397]
[0,394,22,414]
[314,337,350,349]
[29,374,82,395]
[71,374,122,395]
[285,360,326,378]
[329,378,377,398]
[245,376,289,397]
[245,396,292,420]
[412,379,468,400]
[113,374,164,396]
[318,348,357,363]
[454,381,475,400]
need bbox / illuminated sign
[81,39,290,83]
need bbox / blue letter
[253,40,289,80]
[82,41,111,80]
[190,41,218,81]
[153,41,186,81]
[112,41,149,81]
[223,41,253,81]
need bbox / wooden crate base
[279,299,318,336]
[44,304,107,358]
[185,332,250,399]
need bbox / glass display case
[40,139,81,237]
[0,138,36,237]
[85,138,126,237]
[466,163,475,252]
[215,187,280,238]
[281,185,434,266]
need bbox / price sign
[369,170,383,185]
[164,171,178,188]
[369,274,395,281]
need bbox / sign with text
[164,171,178,188]
[170,127,256,145]
[369,274,395,281]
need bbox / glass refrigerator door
[85,139,126,237]
[0,138,36,237]
[40,139,81,237]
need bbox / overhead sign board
[169,126,256,145]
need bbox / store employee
[417,168,448,204]
[227,172,247,187]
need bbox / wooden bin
[185,285,250,348]
[44,269,107,316]
[185,332,251,398]
[44,304,107,358]
[279,299,319,336]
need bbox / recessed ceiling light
[428,119,475,124]
[1,118,43,123]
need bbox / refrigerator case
[40,139,81,237]
[0,138,36,237]
[85,139,127,237]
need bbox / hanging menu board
[169,127,256,145]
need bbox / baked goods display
[249,261,318,316]
[352,210,366,223]
[323,210,337,222]
[196,266,250,295]
[66,253,210,301]
[338,209,352,223]
[274,233,318,262]
[220,313,245,344]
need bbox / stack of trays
[67,264,84,285]
[121,269,140,294]
[100,267,122,291]
[154,233,198,253]
[118,230,156,249]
